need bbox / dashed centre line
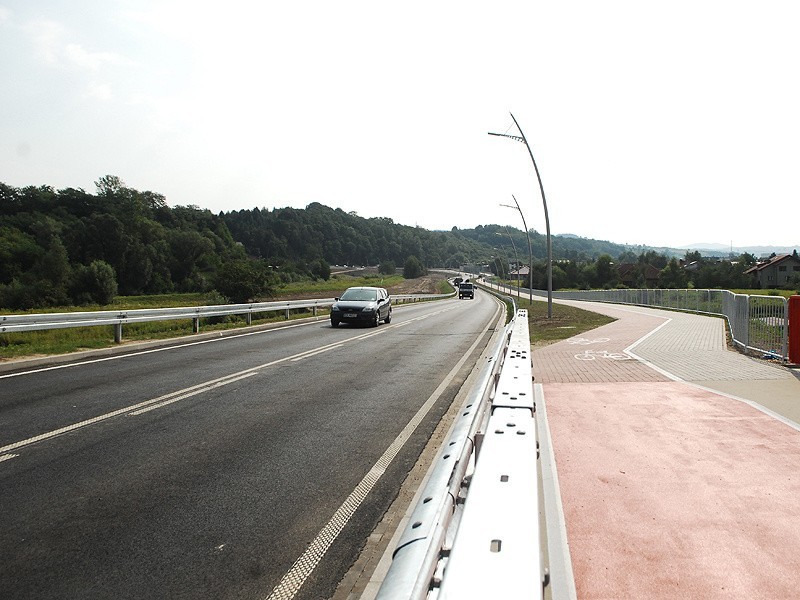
[0,307,461,459]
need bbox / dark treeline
[0,176,770,310]
[221,203,490,268]
[0,178,490,309]
[488,249,762,291]
[0,177,254,308]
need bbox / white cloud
[26,19,65,65]
[65,43,131,70]
[24,18,133,71]
[85,80,112,101]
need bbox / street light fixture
[489,112,553,318]
[496,228,521,299]
[500,195,533,305]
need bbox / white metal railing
[376,308,546,599]
[543,288,789,361]
[486,280,790,361]
[0,292,455,342]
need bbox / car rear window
[340,289,377,301]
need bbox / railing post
[285,308,290,320]
[246,313,252,325]
[114,323,122,343]
[789,296,800,364]
[192,317,200,334]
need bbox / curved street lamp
[500,195,533,305]
[489,113,553,318]
[496,228,521,299]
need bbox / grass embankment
[439,280,455,294]
[0,274,403,360]
[278,274,404,297]
[515,297,615,347]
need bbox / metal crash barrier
[0,292,454,342]
[376,308,547,599]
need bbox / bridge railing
[543,288,789,361]
[0,292,454,342]
[488,280,790,361]
[376,307,546,599]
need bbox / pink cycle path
[534,304,800,599]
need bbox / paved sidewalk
[536,300,800,599]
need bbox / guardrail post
[114,323,122,343]
[246,313,252,326]
[790,296,800,364]
[313,305,317,317]
[284,308,290,320]
[192,317,200,334]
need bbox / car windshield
[340,289,377,302]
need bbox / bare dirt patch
[386,274,447,295]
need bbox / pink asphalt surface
[534,303,800,599]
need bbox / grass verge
[0,311,318,360]
[515,297,616,346]
[278,274,404,297]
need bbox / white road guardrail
[0,292,454,342]
[376,307,548,599]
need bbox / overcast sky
[2,1,799,249]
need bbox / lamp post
[496,229,521,299]
[489,113,553,318]
[500,195,533,305]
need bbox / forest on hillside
[0,177,773,310]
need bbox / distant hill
[455,226,628,262]
[683,243,800,257]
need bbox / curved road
[0,292,501,599]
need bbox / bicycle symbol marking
[567,337,610,346]
[574,349,632,361]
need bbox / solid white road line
[264,299,501,600]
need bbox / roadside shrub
[70,260,118,305]
[214,259,278,303]
[403,255,426,279]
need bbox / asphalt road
[0,292,501,599]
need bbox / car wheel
[331,319,339,328]
[385,309,391,324]
[373,311,380,327]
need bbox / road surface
[0,292,501,599]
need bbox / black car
[458,282,475,299]
[330,286,392,327]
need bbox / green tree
[0,226,42,284]
[596,254,617,288]
[379,261,396,275]
[660,258,688,288]
[214,259,277,303]
[310,258,331,281]
[70,260,118,305]
[403,255,426,279]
